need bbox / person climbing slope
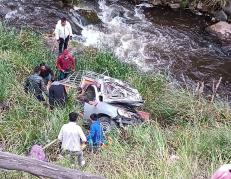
[48,81,67,109]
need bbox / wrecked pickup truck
[61,71,150,132]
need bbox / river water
[1,0,231,97]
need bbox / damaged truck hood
[61,71,144,106]
[101,76,143,106]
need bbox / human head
[211,164,231,179]
[69,112,78,122]
[61,17,66,26]
[39,62,46,70]
[90,113,98,121]
[34,66,40,74]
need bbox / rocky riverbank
[133,0,231,21]
[130,0,231,43]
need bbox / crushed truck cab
[61,71,150,132]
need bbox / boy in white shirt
[58,112,86,166]
[55,17,73,54]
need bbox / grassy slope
[0,24,231,179]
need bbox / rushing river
[1,0,231,97]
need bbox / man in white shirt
[55,17,73,54]
[58,112,87,166]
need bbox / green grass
[0,23,231,179]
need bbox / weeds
[0,24,231,179]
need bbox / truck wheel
[99,116,117,133]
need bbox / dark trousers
[59,36,69,54]
[58,71,70,80]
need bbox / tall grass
[0,23,231,179]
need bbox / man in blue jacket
[87,113,105,152]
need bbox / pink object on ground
[29,145,46,161]
[211,164,231,179]
[137,111,150,121]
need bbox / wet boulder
[78,9,101,24]
[72,7,101,25]
[149,0,162,6]
[207,22,231,43]
[0,4,11,18]
[214,10,228,21]
[223,0,231,16]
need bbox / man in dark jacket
[56,49,75,80]
[49,81,67,109]
[39,62,55,85]
[24,66,47,101]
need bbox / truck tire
[99,116,117,133]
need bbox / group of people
[24,55,73,109]
[25,17,106,167]
[58,112,105,166]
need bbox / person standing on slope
[55,17,73,54]
[58,112,87,167]
[56,49,76,80]
[87,113,105,152]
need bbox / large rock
[168,3,181,9]
[149,0,162,6]
[223,0,231,16]
[0,4,11,18]
[207,22,231,43]
[214,10,228,21]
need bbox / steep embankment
[0,24,231,178]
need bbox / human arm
[58,126,63,142]
[56,57,64,72]
[47,66,55,81]
[67,22,73,38]
[78,127,87,143]
[87,124,96,142]
[71,56,75,72]
[54,23,60,41]
[40,78,47,95]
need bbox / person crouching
[56,49,75,80]
[48,81,67,109]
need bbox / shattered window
[85,85,96,101]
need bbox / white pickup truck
[61,71,150,132]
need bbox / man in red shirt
[56,49,76,80]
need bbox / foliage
[0,24,231,179]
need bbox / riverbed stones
[169,3,181,9]
[207,21,231,43]
[150,0,161,6]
